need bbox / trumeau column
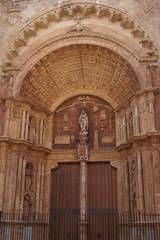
[78,111,89,240]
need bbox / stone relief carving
[133,105,140,135]
[25,163,33,191]
[6,3,22,26]
[136,0,155,14]
[53,95,116,149]
[24,194,32,214]
[79,111,89,135]
[67,23,92,33]
[78,111,89,161]
[120,115,127,143]
[67,12,92,33]
[28,116,37,143]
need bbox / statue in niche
[78,111,89,161]
[148,98,156,131]
[24,194,32,214]
[25,163,33,191]
[121,115,127,143]
[28,116,36,143]
[128,112,133,139]
[133,105,140,135]
[79,111,89,134]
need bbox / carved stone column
[42,120,46,146]
[121,154,130,211]
[136,151,144,211]
[139,96,149,134]
[78,111,89,240]
[3,148,19,212]
[15,155,25,212]
[79,161,87,240]
[25,111,29,139]
[40,161,44,212]
[133,105,140,135]
[20,110,26,138]
[148,97,156,131]
[19,156,26,212]
[3,106,11,136]
[142,143,155,212]
[152,147,160,212]
[0,143,7,211]
[35,161,41,212]
[45,115,53,149]
[39,119,44,145]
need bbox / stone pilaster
[35,161,41,212]
[39,119,44,145]
[20,110,26,139]
[19,156,26,212]
[3,106,11,137]
[0,143,8,211]
[142,143,155,212]
[136,151,144,211]
[151,145,160,212]
[15,155,26,212]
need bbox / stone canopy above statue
[53,95,116,150]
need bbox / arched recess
[15,42,142,112]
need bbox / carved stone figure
[133,105,140,135]
[121,115,127,143]
[24,194,32,214]
[25,163,33,191]
[148,98,156,131]
[128,112,133,139]
[78,111,89,161]
[79,111,89,134]
[28,117,36,143]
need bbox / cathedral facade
[0,0,160,217]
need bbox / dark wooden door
[49,163,80,240]
[49,162,118,240]
[87,162,118,240]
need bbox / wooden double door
[49,162,118,240]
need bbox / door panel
[87,162,118,240]
[50,163,80,210]
[49,162,118,240]
[49,163,80,240]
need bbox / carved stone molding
[1,2,159,70]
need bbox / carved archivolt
[1,3,159,73]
